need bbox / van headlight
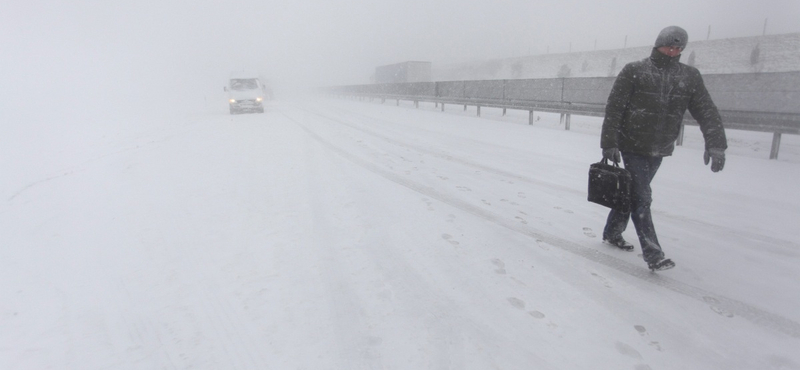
[256,97,263,102]
[229,99,236,103]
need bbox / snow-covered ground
[2,98,799,369]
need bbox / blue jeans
[603,153,665,263]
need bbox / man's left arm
[688,73,728,172]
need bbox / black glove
[602,148,621,164]
[704,148,725,172]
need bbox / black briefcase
[588,159,632,213]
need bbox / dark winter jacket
[601,48,727,156]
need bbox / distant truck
[375,61,432,84]
[224,73,272,114]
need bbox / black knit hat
[655,26,688,49]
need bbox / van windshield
[230,79,259,91]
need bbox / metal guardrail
[326,72,800,159]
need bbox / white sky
[1,0,799,113]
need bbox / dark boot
[647,258,675,271]
[603,235,635,252]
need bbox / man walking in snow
[600,26,728,271]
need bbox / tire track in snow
[302,134,387,369]
[7,127,191,202]
[280,107,800,340]
[299,104,583,197]
[301,104,800,251]
[172,216,271,370]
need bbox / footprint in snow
[507,297,526,310]
[535,239,549,250]
[491,259,506,275]
[528,311,546,319]
[441,234,460,246]
[615,341,643,360]
[583,227,597,238]
[591,272,612,288]
[703,296,734,318]
[554,206,574,214]
[634,325,663,351]
[508,297,547,320]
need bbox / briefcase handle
[601,158,622,168]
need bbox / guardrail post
[435,102,439,108]
[676,123,685,146]
[396,99,400,106]
[529,110,534,125]
[415,100,419,108]
[770,132,782,159]
[464,104,467,111]
[477,106,481,117]
[565,114,571,130]
[502,108,507,116]
[441,103,445,112]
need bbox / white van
[225,73,267,114]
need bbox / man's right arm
[601,64,636,150]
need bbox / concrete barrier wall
[385,82,436,97]
[330,72,800,115]
[436,81,465,98]
[464,80,505,100]
[505,79,563,102]
[562,77,615,105]
[703,72,800,114]
[329,71,800,121]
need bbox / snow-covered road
[2,99,799,369]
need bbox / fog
[2,2,800,368]
[2,0,799,119]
